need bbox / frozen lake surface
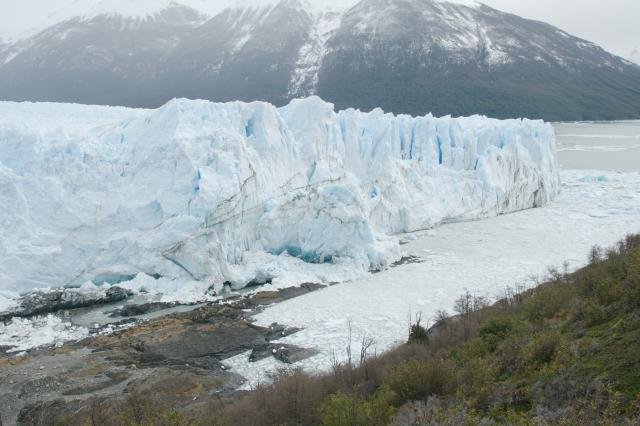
[555,121,640,172]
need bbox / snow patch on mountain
[0,0,485,43]
[83,0,184,19]
[0,96,559,296]
[288,10,343,97]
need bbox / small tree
[454,290,489,339]
[433,309,449,325]
[408,313,429,344]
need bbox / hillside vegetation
[58,234,640,425]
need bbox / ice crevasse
[0,96,560,294]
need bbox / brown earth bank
[0,284,326,425]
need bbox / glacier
[0,96,560,297]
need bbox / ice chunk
[0,315,89,353]
[0,291,19,313]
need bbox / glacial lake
[554,121,640,172]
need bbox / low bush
[321,387,396,426]
[384,359,453,405]
[478,316,514,352]
[526,333,559,366]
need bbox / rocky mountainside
[0,0,639,120]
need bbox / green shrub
[594,278,624,306]
[385,359,453,406]
[321,389,395,426]
[527,334,559,366]
[408,319,429,344]
[54,416,73,426]
[478,317,514,352]
[584,302,611,326]
[523,284,576,323]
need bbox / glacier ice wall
[0,97,560,293]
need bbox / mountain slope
[0,0,639,121]
[0,5,206,106]
[316,0,640,120]
[159,2,315,107]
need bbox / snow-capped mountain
[0,0,639,121]
[53,0,202,21]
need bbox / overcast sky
[1,0,638,58]
[481,0,639,57]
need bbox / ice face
[0,96,560,294]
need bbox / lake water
[554,121,640,172]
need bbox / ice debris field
[0,96,559,301]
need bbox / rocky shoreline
[0,283,325,425]
[0,287,134,323]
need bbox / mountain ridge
[0,0,639,121]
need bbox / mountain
[0,0,639,121]
[0,4,207,107]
